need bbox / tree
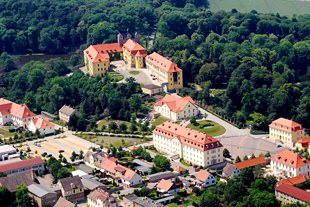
[199,196,208,207]
[79,150,84,160]
[201,191,220,207]
[224,180,248,205]
[235,156,241,163]
[190,115,197,124]
[0,186,14,206]
[223,148,230,158]
[70,156,75,162]
[57,168,71,180]
[243,155,248,161]
[0,172,7,177]
[254,163,264,179]
[174,176,181,184]
[62,157,67,164]
[265,151,271,157]
[118,146,123,152]
[35,129,40,136]
[236,190,280,207]
[153,155,171,169]
[109,122,118,131]
[111,146,117,155]
[119,123,127,132]
[128,94,142,116]
[15,183,32,207]
[14,133,18,140]
[239,167,254,187]
[251,178,268,191]
[59,153,63,159]
[250,153,256,159]
[69,55,79,66]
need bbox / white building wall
[271,160,310,177]
[154,102,198,122]
[28,121,55,135]
[5,163,45,176]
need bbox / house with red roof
[271,149,310,178]
[153,94,198,121]
[0,98,37,128]
[296,137,310,151]
[276,184,310,204]
[122,39,147,68]
[28,117,55,135]
[195,169,216,188]
[174,166,186,175]
[269,118,305,146]
[234,156,267,170]
[0,157,44,176]
[153,121,223,167]
[157,179,180,194]
[276,174,309,187]
[145,52,183,92]
[87,189,120,207]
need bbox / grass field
[129,70,140,75]
[209,0,310,16]
[187,120,226,137]
[91,136,148,148]
[151,117,169,126]
[112,75,124,82]
[0,128,16,138]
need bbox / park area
[187,120,226,137]
[209,0,310,16]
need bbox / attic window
[168,126,171,128]
[217,142,219,146]
[188,133,190,135]
[194,135,197,138]
[206,145,209,149]
[175,128,177,131]
[274,124,276,126]
[201,138,204,141]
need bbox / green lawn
[50,120,66,127]
[187,120,226,137]
[97,119,140,132]
[0,128,16,138]
[180,159,191,166]
[129,70,140,75]
[151,117,169,126]
[112,75,124,82]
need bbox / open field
[90,136,149,149]
[0,128,16,138]
[40,141,73,158]
[187,120,226,137]
[150,117,169,126]
[209,0,310,16]
[97,119,141,132]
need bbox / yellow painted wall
[142,87,161,95]
[269,127,305,144]
[91,61,109,77]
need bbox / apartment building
[0,157,44,176]
[153,121,223,167]
[154,94,199,121]
[145,52,183,92]
[269,118,305,146]
[271,149,310,178]
[276,184,310,204]
[59,105,80,123]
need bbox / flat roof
[155,195,175,203]
[0,145,16,153]
[132,159,152,167]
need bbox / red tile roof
[84,43,122,63]
[154,94,196,113]
[128,146,138,151]
[277,174,309,186]
[123,39,146,55]
[101,158,117,174]
[234,156,266,170]
[0,98,37,119]
[269,118,304,133]
[174,166,186,172]
[121,168,137,181]
[101,158,138,181]
[297,138,310,148]
[196,170,211,182]
[157,179,173,191]
[153,121,223,151]
[146,52,182,73]
[271,149,310,168]
[0,157,44,172]
[276,184,310,203]
[32,118,54,129]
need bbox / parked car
[41,152,47,156]
[26,149,31,152]
[46,154,52,158]
[58,150,64,153]
[97,149,102,153]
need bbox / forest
[1,0,310,133]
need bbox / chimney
[31,169,35,181]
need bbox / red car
[58,150,64,153]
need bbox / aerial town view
[1,0,310,207]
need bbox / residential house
[275,184,310,204]
[0,157,44,176]
[28,117,55,135]
[81,177,107,192]
[234,156,267,170]
[296,137,310,152]
[276,174,309,187]
[145,52,183,92]
[153,95,198,122]
[54,197,77,207]
[28,184,61,207]
[122,39,147,68]
[84,151,106,169]
[157,179,180,194]
[0,98,37,128]
[0,170,38,192]
[153,121,223,167]
[220,163,240,183]
[57,176,85,202]
[59,105,80,123]
[141,84,162,96]
[87,189,120,207]
[195,169,216,188]
[101,157,118,176]
[271,149,310,177]
[122,194,139,207]
[269,118,305,146]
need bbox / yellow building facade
[269,118,305,146]
[122,39,147,68]
[141,84,162,96]
[145,52,183,92]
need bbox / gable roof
[277,174,309,186]
[121,168,139,181]
[32,117,54,129]
[157,179,174,191]
[196,170,211,182]
[146,52,182,73]
[297,138,310,148]
[128,146,138,151]
[223,163,238,176]
[269,118,304,133]
[28,184,56,197]
[174,166,186,172]
[58,176,83,192]
[271,149,310,168]
[234,156,266,170]
[154,94,195,113]
[153,121,222,151]
[0,157,44,172]
[54,197,76,207]
[84,43,122,63]
[101,157,118,174]
[0,171,37,192]
[59,105,79,116]
[123,39,146,54]
[0,98,37,119]
[276,184,310,203]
